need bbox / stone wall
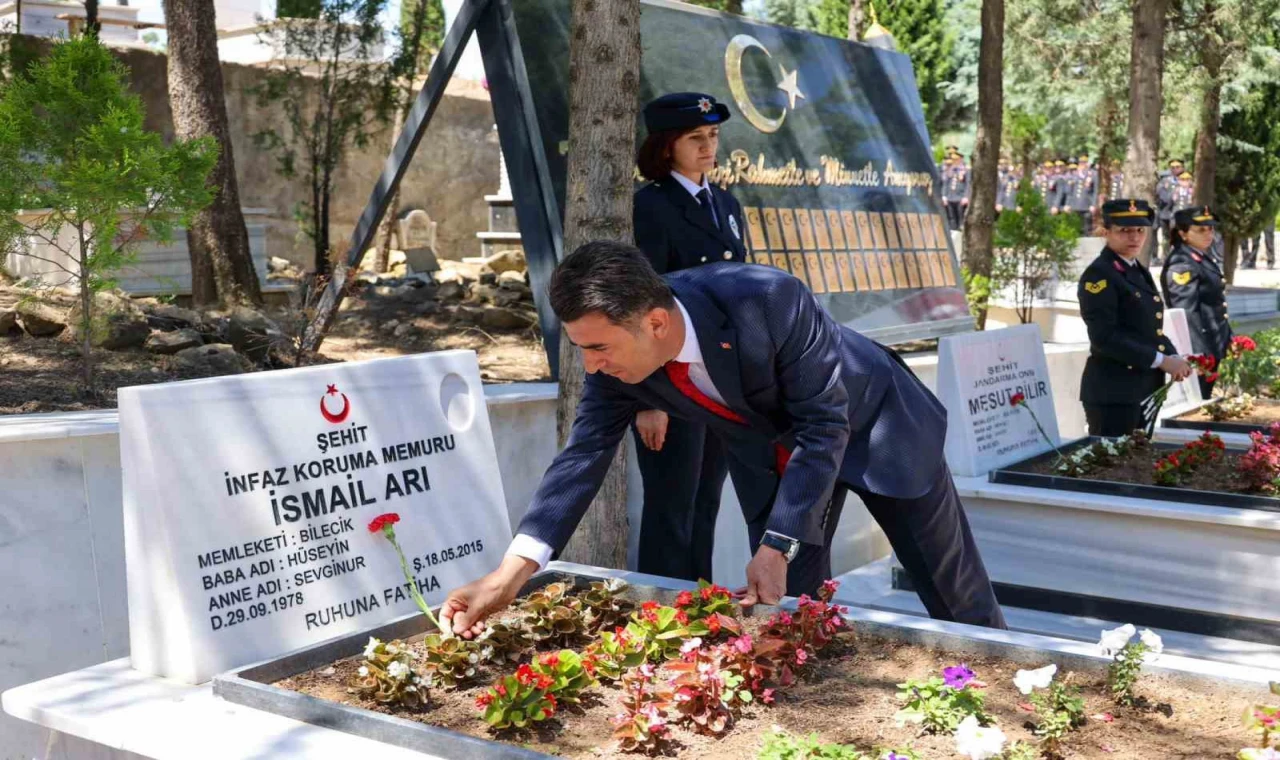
[43,38,499,269]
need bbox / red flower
[1233,335,1258,352]
[707,615,722,635]
[1009,391,1026,407]
[675,590,694,608]
[475,692,494,708]
[543,693,557,717]
[700,586,714,601]
[540,652,560,668]
[536,674,554,690]
[515,663,535,686]
[676,610,689,625]
[367,513,400,533]
[496,682,508,697]
[641,600,660,612]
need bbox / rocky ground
[0,251,550,415]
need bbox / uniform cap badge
[697,97,713,113]
[1129,199,1138,213]
[1084,280,1107,294]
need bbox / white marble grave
[119,351,513,684]
[937,324,1061,476]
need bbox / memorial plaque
[915,251,935,288]
[795,209,818,251]
[859,251,882,290]
[882,213,901,250]
[812,210,833,250]
[763,207,784,251]
[868,213,888,249]
[902,252,922,289]
[779,209,803,251]
[878,252,898,289]
[932,215,949,249]
[917,212,937,249]
[936,325,1060,477]
[895,213,915,249]
[824,210,846,248]
[788,253,810,287]
[820,253,844,293]
[892,252,912,289]
[120,352,513,684]
[936,252,957,286]
[805,253,828,293]
[835,253,859,291]
[745,207,769,252]
[841,211,862,250]
[908,213,926,250]
[771,252,791,273]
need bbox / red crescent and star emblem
[320,384,351,424]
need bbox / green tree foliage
[1215,80,1280,270]
[0,37,216,389]
[251,0,397,277]
[684,0,746,13]
[763,0,823,28]
[277,0,322,18]
[400,0,445,63]
[991,178,1079,324]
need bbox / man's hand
[635,410,669,451]
[1160,354,1193,381]
[738,545,788,609]
[440,554,538,638]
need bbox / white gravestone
[1161,307,1204,410]
[120,351,513,684]
[937,324,1061,476]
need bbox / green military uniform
[1161,206,1232,398]
[1079,199,1169,437]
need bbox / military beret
[1174,205,1219,228]
[1101,198,1155,227]
[643,92,731,134]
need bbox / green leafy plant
[476,621,534,664]
[611,663,673,754]
[1240,682,1280,755]
[1018,667,1085,751]
[1055,432,1149,477]
[895,668,993,734]
[475,662,557,730]
[1152,432,1225,487]
[666,641,744,735]
[1207,393,1257,421]
[583,626,647,681]
[989,178,1080,326]
[1099,624,1162,706]
[673,580,742,639]
[529,649,596,704]
[1002,741,1041,760]
[758,580,849,684]
[519,581,589,646]
[961,265,993,322]
[1219,334,1275,396]
[0,36,216,392]
[757,727,921,760]
[354,637,427,708]
[630,602,697,662]
[577,578,635,634]
[418,633,479,688]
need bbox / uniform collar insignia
[1112,258,1127,273]
[1191,252,1202,262]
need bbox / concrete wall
[7,36,500,273]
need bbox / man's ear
[645,306,672,340]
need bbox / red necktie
[664,361,791,475]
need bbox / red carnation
[1009,392,1026,407]
[367,513,400,533]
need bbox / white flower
[386,643,399,654]
[1139,628,1164,655]
[387,660,410,681]
[1013,664,1058,695]
[1098,623,1136,656]
[363,637,381,659]
[1238,749,1280,760]
[468,653,479,664]
[357,666,369,678]
[680,637,703,655]
[954,714,1006,760]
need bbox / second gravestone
[120,351,513,684]
[937,324,1061,477]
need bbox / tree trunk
[555,0,641,570]
[1192,76,1222,207]
[1224,231,1239,284]
[77,224,93,393]
[961,0,1004,331]
[848,0,866,39]
[164,0,263,308]
[83,0,99,36]
[1122,0,1169,265]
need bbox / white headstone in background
[1161,308,1204,410]
[120,351,513,684]
[938,324,1061,476]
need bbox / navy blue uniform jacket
[633,179,748,272]
[516,263,948,552]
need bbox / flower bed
[991,431,1280,512]
[1166,397,1280,436]
[213,571,1279,760]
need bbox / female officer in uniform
[1162,206,1232,398]
[629,92,748,582]
[1078,199,1193,436]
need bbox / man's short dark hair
[549,241,675,325]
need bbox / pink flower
[761,688,776,704]
[639,663,656,679]
[732,635,754,654]
[795,648,809,665]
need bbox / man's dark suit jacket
[517,263,948,552]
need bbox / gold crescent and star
[724,34,805,134]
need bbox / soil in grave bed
[1015,440,1260,495]
[1174,397,1280,428]
[276,613,1268,759]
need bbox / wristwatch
[760,530,800,563]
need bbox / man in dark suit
[1078,199,1193,436]
[441,241,1007,636]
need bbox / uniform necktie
[664,360,791,474]
[696,188,720,230]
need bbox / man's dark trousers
[632,418,726,582]
[745,463,1007,629]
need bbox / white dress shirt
[506,299,726,571]
[669,171,711,200]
